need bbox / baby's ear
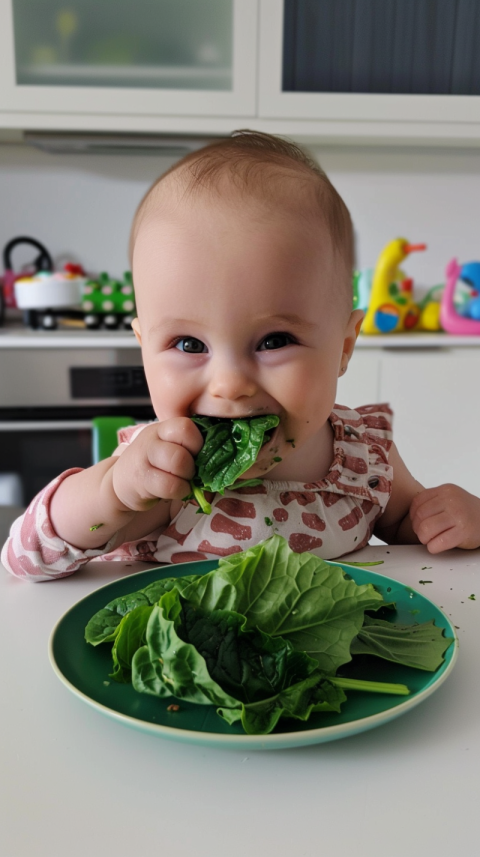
[354,318,363,337]
[131,318,142,346]
[352,309,365,338]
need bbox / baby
[3,131,480,581]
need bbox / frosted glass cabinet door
[0,0,257,117]
[258,0,480,125]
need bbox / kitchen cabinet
[260,0,480,128]
[379,349,480,495]
[0,0,257,123]
[337,338,480,496]
[3,0,480,144]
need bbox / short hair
[130,130,354,314]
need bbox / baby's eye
[258,332,296,351]
[174,337,208,354]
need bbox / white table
[2,544,479,857]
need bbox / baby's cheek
[146,363,196,420]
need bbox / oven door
[0,404,155,506]
[0,346,154,506]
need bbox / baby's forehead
[135,168,330,249]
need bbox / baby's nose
[208,362,258,400]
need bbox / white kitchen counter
[0,322,141,348]
[2,544,479,857]
[2,319,480,348]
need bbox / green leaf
[84,574,201,646]
[132,588,348,735]
[218,674,347,735]
[187,414,280,505]
[130,644,173,699]
[182,535,384,672]
[350,615,454,671]
[179,600,317,705]
[110,605,153,683]
[131,590,239,707]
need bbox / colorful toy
[440,259,480,335]
[362,238,428,334]
[352,268,373,312]
[14,269,87,316]
[1,236,53,324]
[455,262,480,320]
[13,265,135,331]
[81,271,135,329]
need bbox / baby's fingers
[156,417,204,456]
[423,526,462,554]
[409,486,445,520]
[412,509,453,546]
[142,465,191,504]
[147,437,196,484]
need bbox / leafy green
[131,588,407,735]
[86,535,455,736]
[182,535,385,671]
[186,414,280,513]
[132,590,239,707]
[218,674,347,735]
[110,605,153,683]
[131,587,350,734]
[84,574,201,646]
[179,600,316,704]
[350,615,453,671]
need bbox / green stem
[191,484,212,515]
[229,478,263,490]
[342,561,385,567]
[331,677,410,696]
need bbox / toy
[15,269,86,313]
[352,268,373,312]
[362,238,428,334]
[417,283,444,331]
[15,268,135,330]
[455,261,480,320]
[15,264,135,330]
[440,259,480,335]
[1,236,53,325]
[81,271,135,330]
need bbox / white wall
[1,140,480,286]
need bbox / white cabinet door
[335,349,380,410]
[379,349,480,494]
[258,0,480,132]
[0,0,257,120]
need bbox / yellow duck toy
[362,238,435,334]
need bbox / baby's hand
[409,484,480,553]
[111,418,203,512]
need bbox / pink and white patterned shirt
[1,404,393,581]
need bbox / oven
[0,342,154,506]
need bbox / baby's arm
[374,443,480,552]
[2,418,202,580]
[50,417,202,550]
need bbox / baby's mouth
[261,424,279,450]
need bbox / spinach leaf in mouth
[185,414,280,513]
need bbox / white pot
[14,276,86,309]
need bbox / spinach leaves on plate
[85,535,454,735]
[186,414,280,513]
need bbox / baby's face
[132,192,361,480]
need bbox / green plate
[49,559,458,751]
